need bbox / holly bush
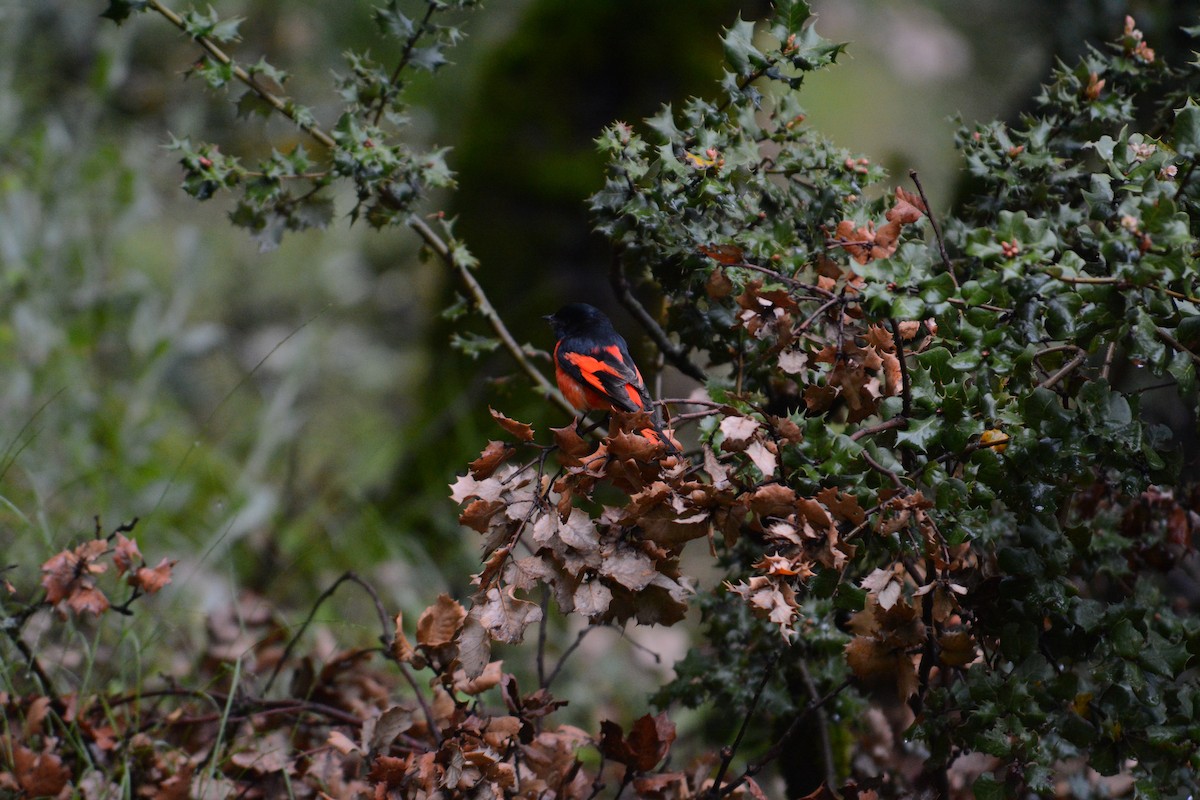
[3,1,1199,798]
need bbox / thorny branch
[888,317,913,419]
[709,648,783,798]
[146,0,337,149]
[147,0,571,421]
[612,253,707,383]
[372,1,439,126]
[908,169,957,289]
[719,678,852,796]
[409,216,576,417]
[1037,350,1088,390]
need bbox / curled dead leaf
[416,594,466,649]
[489,407,535,442]
[469,440,512,479]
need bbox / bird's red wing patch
[558,346,645,413]
[623,383,642,409]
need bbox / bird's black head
[544,303,615,340]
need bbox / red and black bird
[545,303,677,453]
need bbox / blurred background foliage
[2,0,1197,726]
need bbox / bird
[544,303,677,454]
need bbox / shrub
[3,1,1198,798]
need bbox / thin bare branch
[1156,326,1200,368]
[544,625,602,690]
[610,253,707,382]
[709,648,782,797]
[908,170,957,289]
[719,678,852,796]
[146,0,336,149]
[264,571,389,696]
[862,449,905,490]
[1037,351,1088,390]
[849,416,907,442]
[1101,341,1118,381]
[888,318,913,419]
[372,1,438,126]
[796,659,836,789]
[409,216,576,417]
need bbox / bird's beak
[542,314,555,323]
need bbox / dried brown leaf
[469,440,512,480]
[370,707,415,752]
[459,499,506,534]
[719,415,761,450]
[744,440,778,477]
[599,548,658,592]
[627,712,677,772]
[112,533,141,576]
[698,243,745,265]
[706,267,734,299]
[886,186,926,224]
[22,697,52,739]
[416,594,466,648]
[368,754,411,789]
[68,584,110,616]
[939,630,976,667]
[131,558,176,594]
[573,580,613,619]
[489,406,535,442]
[392,613,415,663]
[327,729,361,755]
[551,424,592,459]
[476,586,542,643]
[458,614,491,680]
[749,483,797,519]
[6,741,71,797]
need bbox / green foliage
[583,5,1200,797]
[7,1,1200,798]
[102,0,477,249]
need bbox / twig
[910,559,938,718]
[945,296,1010,314]
[1037,351,1087,390]
[613,766,636,800]
[719,678,852,796]
[796,659,836,789]
[146,0,336,149]
[584,753,608,800]
[3,623,63,712]
[264,571,388,695]
[734,263,838,300]
[908,170,957,289]
[610,253,706,382]
[544,625,601,690]
[1101,341,1117,381]
[1156,326,1200,368]
[797,294,844,332]
[409,216,575,416]
[372,1,438,126]
[397,660,442,746]
[1131,379,1179,394]
[862,449,904,490]
[537,586,550,688]
[1052,274,1200,304]
[616,629,663,665]
[1033,344,1085,360]
[888,318,913,418]
[709,649,783,797]
[849,416,907,442]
